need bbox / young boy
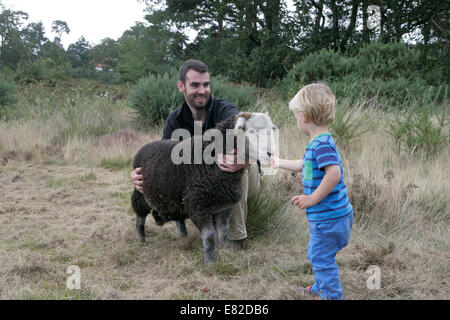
[270,83,353,300]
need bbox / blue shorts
[307,212,353,300]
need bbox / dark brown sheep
[131,112,277,263]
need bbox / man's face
[178,70,210,110]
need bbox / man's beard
[186,92,209,110]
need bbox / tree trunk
[217,18,223,38]
[340,0,359,51]
[362,0,370,43]
[329,0,340,50]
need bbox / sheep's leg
[135,215,147,243]
[176,220,188,237]
[193,216,217,264]
[131,189,150,243]
[215,208,232,249]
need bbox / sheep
[131,112,278,263]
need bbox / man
[130,59,260,249]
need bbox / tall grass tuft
[330,100,369,148]
[247,177,300,243]
[388,106,449,157]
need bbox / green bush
[127,72,183,129]
[0,76,18,119]
[281,41,449,108]
[16,57,67,85]
[211,75,258,110]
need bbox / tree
[116,19,186,82]
[66,36,90,68]
[23,22,47,57]
[51,20,70,46]
[0,6,29,69]
[88,37,120,70]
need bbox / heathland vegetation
[0,0,449,299]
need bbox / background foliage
[0,0,449,121]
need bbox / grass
[0,80,449,300]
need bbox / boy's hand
[291,194,317,210]
[269,155,279,168]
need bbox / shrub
[0,76,18,119]
[127,72,182,129]
[280,41,449,108]
[211,75,258,110]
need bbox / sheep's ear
[234,116,246,135]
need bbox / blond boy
[271,83,353,300]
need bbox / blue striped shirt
[302,133,353,222]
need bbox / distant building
[94,64,104,72]
[92,58,115,72]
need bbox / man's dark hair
[179,59,209,84]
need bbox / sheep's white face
[234,112,279,164]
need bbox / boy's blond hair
[289,83,336,126]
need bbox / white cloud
[3,0,148,48]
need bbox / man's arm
[162,116,176,140]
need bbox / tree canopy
[0,0,448,85]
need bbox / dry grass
[0,105,449,300]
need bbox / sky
[3,0,149,49]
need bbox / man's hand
[130,167,143,193]
[291,194,317,210]
[217,152,248,172]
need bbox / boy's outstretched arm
[270,156,303,172]
[291,164,341,209]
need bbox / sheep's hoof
[136,226,146,243]
[204,254,216,264]
[137,233,146,243]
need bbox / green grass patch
[99,156,133,171]
[45,177,64,188]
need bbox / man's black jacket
[162,97,239,140]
